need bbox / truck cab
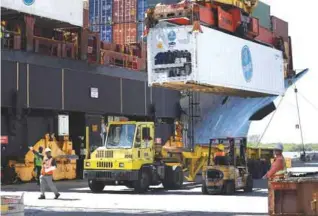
[84,121,183,193]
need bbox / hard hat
[274,143,284,151]
[217,144,224,151]
[44,148,52,153]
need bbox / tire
[134,169,150,194]
[201,181,209,195]
[244,175,253,193]
[224,181,235,195]
[125,182,134,189]
[162,166,183,190]
[88,180,105,193]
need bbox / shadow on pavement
[25,209,268,216]
[2,180,268,197]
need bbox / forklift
[201,137,253,195]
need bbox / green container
[252,1,271,29]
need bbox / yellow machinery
[201,137,253,195]
[84,121,201,193]
[10,134,78,182]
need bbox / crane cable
[294,84,305,155]
[256,95,285,147]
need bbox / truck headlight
[119,163,124,168]
[85,162,90,167]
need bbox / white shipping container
[147,24,285,96]
[1,0,84,27]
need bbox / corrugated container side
[124,0,137,23]
[113,0,125,23]
[137,22,146,42]
[89,0,100,32]
[100,0,113,42]
[100,25,112,42]
[113,23,137,44]
[252,1,271,29]
[137,0,148,21]
[148,25,284,96]
[271,16,288,40]
[89,0,113,42]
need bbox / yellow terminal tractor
[201,137,253,195]
[83,121,184,193]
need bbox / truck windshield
[106,124,136,149]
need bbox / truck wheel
[201,181,209,195]
[224,181,235,195]
[134,170,150,193]
[244,175,253,193]
[125,182,134,189]
[88,180,105,193]
[163,166,183,190]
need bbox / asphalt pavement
[1,179,269,216]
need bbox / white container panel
[196,26,284,95]
[1,0,83,27]
[148,24,285,96]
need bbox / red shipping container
[255,26,274,45]
[113,23,137,44]
[124,0,137,23]
[113,0,137,23]
[271,16,288,40]
[113,0,124,23]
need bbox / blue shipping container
[89,0,113,42]
[137,0,148,22]
[137,22,146,42]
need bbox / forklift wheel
[244,175,253,193]
[224,181,235,195]
[201,181,209,195]
[88,180,105,193]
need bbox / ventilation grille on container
[97,162,113,168]
[96,150,113,158]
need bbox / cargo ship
[0,0,308,183]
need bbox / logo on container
[168,30,176,42]
[23,0,35,6]
[241,45,253,82]
[167,30,176,47]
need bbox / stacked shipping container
[89,0,113,42]
[89,0,179,44]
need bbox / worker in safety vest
[262,143,286,179]
[29,146,44,185]
[214,144,225,157]
[38,148,60,200]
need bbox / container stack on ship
[0,0,180,184]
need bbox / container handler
[83,121,186,193]
[201,137,253,195]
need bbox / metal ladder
[187,91,201,151]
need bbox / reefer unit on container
[1,0,83,27]
[113,23,137,44]
[147,24,285,97]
